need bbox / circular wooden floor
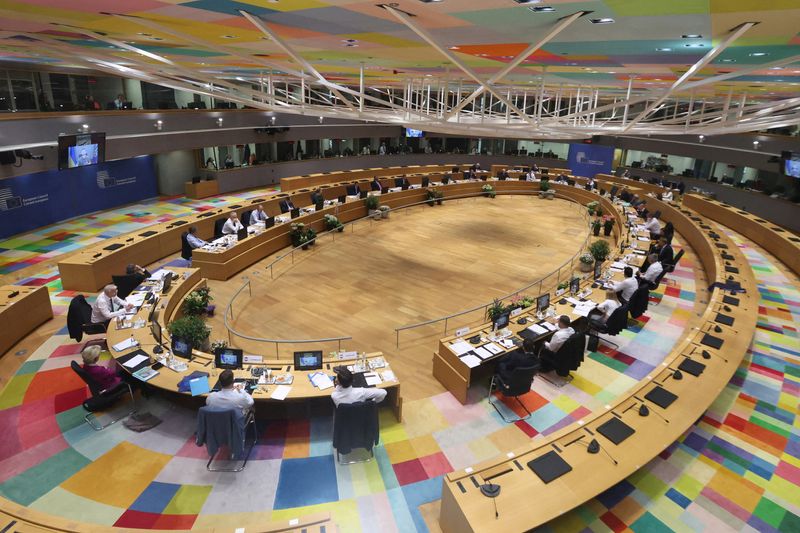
[208,195,588,400]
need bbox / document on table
[638,236,651,242]
[542,322,558,332]
[612,261,628,269]
[573,303,597,318]
[270,385,292,400]
[484,343,504,355]
[363,372,382,386]
[148,270,172,282]
[450,340,475,356]
[122,353,149,368]
[460,355,481,368]
[565,297,581,306]
[112,337,138,352]
[528,324,549,336]
[310,372,334,390]
[126,293,146,307]
[381,370,397,382]
[473,347,493,360]
[499,339,515,349]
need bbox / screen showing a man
[68,144,99,168]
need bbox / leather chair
[196,406,257,472]
[540,332,586,386]
[240,210,252,228]
[628,285,650,319]
[66,295,107,346]
[70,360,136,431]
[180,231,192,262]
[213,219,226,239]
[588,304,629,350]
[111,274,139,300]
[333,401,379,464]
[488,363,538,422]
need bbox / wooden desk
[185,180,219,199]
[0,285,53,357]
[105,269,403,421]
[281,164,462,192]
[438,199,758,532]
[490,164,571,177]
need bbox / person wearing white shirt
[661,190,673,202]
[525,170,538,182]
[331,368,387,406]
[250,206,268,224]
[206,370,254,417]
[186,226,208,249]
[637,254,663,287]
[222,212,244,235]
[613,267,638,303]
[590,290,621,326]
[90,284,132,325]
[544,315,575,353]
[643,214,661,238]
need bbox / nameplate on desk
[555,288,565,297]
[243,355,263,364]
[455,327,470,338]
[510,308,522,318]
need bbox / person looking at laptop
[207,369,253,416]
[331,368,386,406]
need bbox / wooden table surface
[0,285,53,358]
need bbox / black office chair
[628,285,650,319]
[541,332,586,386]
[333,401,379,464]
[71,360,136,431]
[240,210,252,228]
[213,219,226,239]
[196,406,257,472]
[488,363,538,423]
[111,274,139,300]
[421,177,430,188]
[587,304,629,351]
[346,184,359,196]
[66,295,107,346]
[181,231,192,263]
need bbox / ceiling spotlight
[528,6,555,12]
[217,118,224,127]
[720,58,736,63]
[590,18,614,24]
[753,140,760,149]
[698,135,705,142]
[684,43,705,48]
[80,124,90,133]
[682,34,702,39]
[449,46,460,50]
[270,116,276,124]
[419,0,444,3]
[514,0,543,3]
[769,66,784,70]
[655,47,672,52]
[749,52,768,57]
[155,120,163,131]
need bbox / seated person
[250,205,268,224]
[207,369,254,417]
[125,263,150,286]
[90,284,132,326]
[395,176,410,188]
[555,173,569,184]
[643,213,661,239]
[279,198,296,214]
[655,236,674,266]
[661,189,674,202]
[310,188,324,207]
[531,163,539,172]
[497,168,509,179]
[331,367,387,406]
[588,290,621,328]
[525,169,538,181]
[463,170,475,180]
[619,189,633,203]
[222,212,244,235]
[637,254,663,288]
[186,226,209,249]
[622,169,630,178]
[612,267,638,304]
[370,177,383,192]
[346,183,361,196]
[539,315,575,372]
[496,338,538,383]
[586,178,596,189]
[81,345,122,390]
[470,163,481,172]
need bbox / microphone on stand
[479,483,501,519]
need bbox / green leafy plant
[540,181,551,192]
[596,206,604,217]
[182,287,212,316]
[557,281,569,290]
[290,222,306,247]
[579,252,595,265]
[426,188,444,206]
[589,239,611,262]
[167,315,210,349]
[324,214,343,231]
[482,184,496,198]
[586,201,599,215]
[305,227,317,245]
[510,294,535,310]
[486,298,507,321]
[365,194,380,210]
[592,219,601,235]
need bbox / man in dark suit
[656,237,674,266]
[279,198,296,213]
[310,188,324,207]
[370,177,383,192]
[496,338,537,383]
[346,183,361,196]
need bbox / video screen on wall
[57,133,106,170]
[405,128,424,138]
[781,151,800,178]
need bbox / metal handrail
[222,182,602,355]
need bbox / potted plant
[482,184,496,198]
[324,214,344,232]
[426,189,437,207]
[510,294,535,310]
[592,219,601,236]
[182,287,212,316]
[539,181,554,199]
[379,205,391,218]
[602,215,615,236]
[486,298,507,322]
[435,190,444,205]
[290,223,306,247]
[589,239,611,263]
[365,194,380,218]
[578,252,595,272]
[167,315,211,352]
[210,339,228,353]
[596,206,604,218]
[587,201,599,216]
[305,227,317,246]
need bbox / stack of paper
[126,293,147,307]
[122,353,149,368]
[112,337,138,352]
[484,343,503,355]
[381,370,397,382]
[460,354,481,368]
[473,346,493,360]
[363,372,382,386]
[271,385,292,400]
[542,322,558,332]
[309,372,334,390]
[527,324,549,336]
[573,302,597,318]
[450,340,474,356]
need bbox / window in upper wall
[10,79,37,111]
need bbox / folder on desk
[473,347,493,360]
[701,333,724,350]
[715,313,734,326]
[596,417,635,445]
[645,386,677,409]
[189,376,210,396]
[527,451,572,484]
[678,358,706,377]
[722,295,739,306]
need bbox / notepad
[363,372,382,386]
[122,353,149,369]
[484,343,504,355]
[473,347,493,360]
[450,340,474,356]
[270,385,292,400]
[596,417,635,445]
[133,366,159,382]
[112,337,138,352]
[678,358,706,377]
[460,355,481,368]
[527,324,549,336]
[527,451,572,484]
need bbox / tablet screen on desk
[294,350,322,370]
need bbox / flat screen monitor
[421,177,430,187]
[237,228,247,240]
[338,195,346,204]
[290,208,300,219]
[537,293,550,313]
[315,199,324,211]
[493,312,510,331]
[405,128,424,138]
[147,296,160,323]
[171,336,193,360]
[150,320,161,346]
[394,178,405,188]
[293,350,323,371]
[781,151,800,178]
[594,261,603,279]
[570,278,581,295]
[214,348,243,370]
[57,133,106,170]
[161,274,172,295]
[360,190,368,199]
[264,216,275,228]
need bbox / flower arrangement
[602,215,615,236]
[586,201,599,215]
[324,214,343,231]
[210,339,228,352]
[579,252,595,265]
[510,294,535,310]
[482,184,496,198]
[486,298,508,321]
[182,287,212,316]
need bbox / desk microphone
[698,347,728,363]
[635,399,670,424]
[586,438,618,465]
[479,483,501,519]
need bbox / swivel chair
[488,363,538,422]
[333,401,379,464]
[71,360,136,431]
[587,304,629,351]
[196,406,257,472]
[66,295,108,348]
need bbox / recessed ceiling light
[345,43,359,47]
[684,43,705,48]
[449,46,460,50]
[528,6,555,12]
[342,39,358,43]
[749,52,768,57]
[769,66,784,70]
[682,34,702,39]
[418,0,443,3]
[514,0,542,3]
[590,18,614,24]
[720,58,735,63]
[221,35,238,39]
[655,47,672,52]
[137,32,152,37]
